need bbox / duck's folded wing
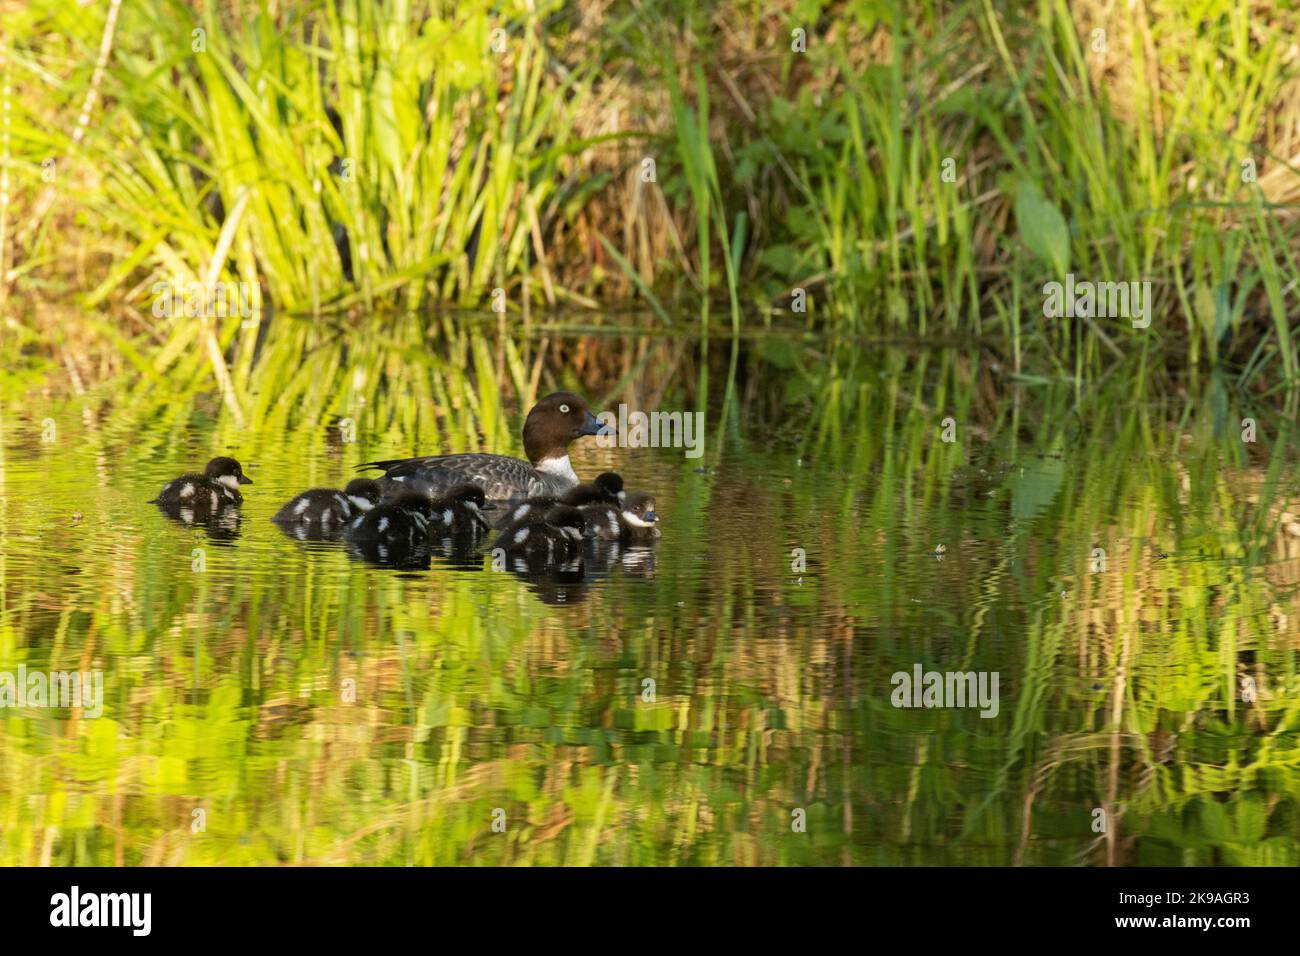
[359,453,534,500]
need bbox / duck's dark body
[365,453,572,503]
[359,392,605,504]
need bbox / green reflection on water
[2,316,1299,865]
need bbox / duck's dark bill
[579,411,605,436]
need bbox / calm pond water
[2,317,1299,865]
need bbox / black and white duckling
[560,472,625,507]
[618,491,660,544]
[358,392,607,502]
[578,501,622,541]
[496,494,559,530]
[491,504,587,564]
[345,491,434,549]
[272,478,383,535]
[425,483,492,543]
[150,456,252,510]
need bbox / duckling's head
[621,492,657,528]
[205,456,252,489]
[561,472,624,507]
[344,478,383,511]
[594,472,625,503]
[523,392,604,466]
[445,483,487,510]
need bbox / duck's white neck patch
[536,455,578,485]
[217,474,241,490]
[348,495,375,512]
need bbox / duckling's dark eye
[559,404,570,414]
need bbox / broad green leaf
[1015,180,1070,278]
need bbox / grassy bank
[0,0,1299,385]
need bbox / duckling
[346,491,434,549]
[272,478,383,534]
[151,457,252,510]
[491,504,587,564]
[497,494,559,529]
[561,472,625,538]
[618,491,660,544]
[580,499,624,540]
[425,483,492,545]
[560,472,625,507]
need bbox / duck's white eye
[559,404,570,414]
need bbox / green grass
[1,0,1299,382]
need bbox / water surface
[2,319,1299,865]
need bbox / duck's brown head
[522,392,604,467]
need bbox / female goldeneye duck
[358,392,608,502]
[426,483,492,540]
[561,472,625,507]
[346,491,434,547]
[150,456,252,509]
[272,478,383,532]
[619,491,660,543]
[492,504,587,563]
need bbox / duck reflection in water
[493,551,592,606]
[345,536,433,571]
[153,499,244,541]
[584,536,657,580]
